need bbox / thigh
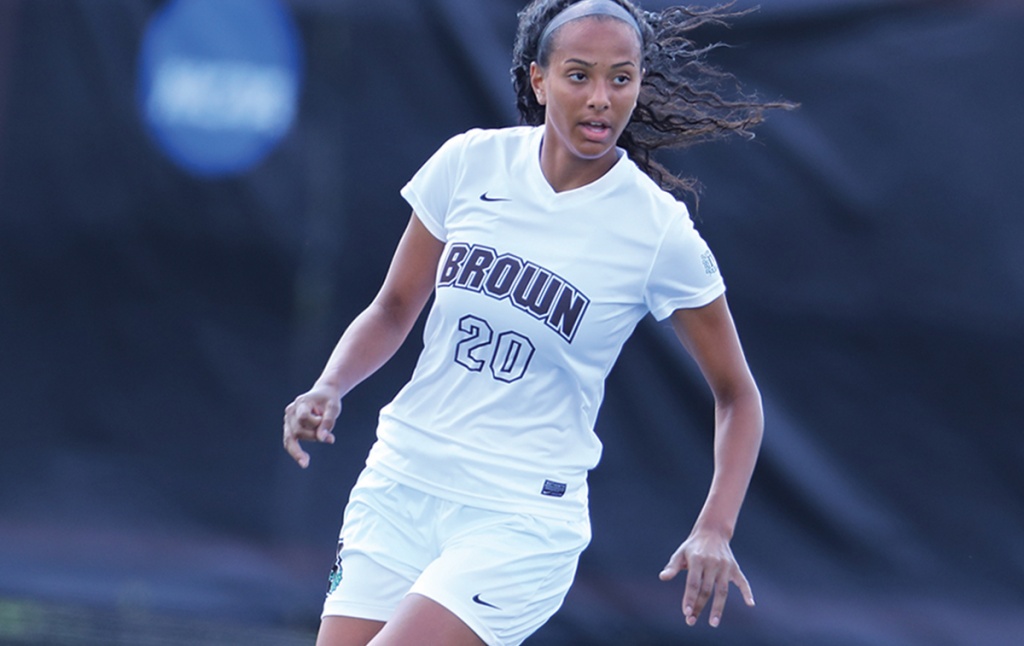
[316,616,384,646]
[369,594,484,646]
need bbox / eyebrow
[563,58,638,69]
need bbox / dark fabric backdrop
[1,0,1022,644]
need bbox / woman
[283,1,779,644]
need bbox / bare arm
[282,213,444,467]
[658,294,764,627]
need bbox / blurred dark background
[1,0,1022,644]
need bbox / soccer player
[283,1,784,643]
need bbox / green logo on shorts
[328,566,343,594]
[327,538,344,595]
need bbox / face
[531,16,642,168]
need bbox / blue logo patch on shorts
[541,480,567,497]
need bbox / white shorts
[322,468,591,646]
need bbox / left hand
[658,528,755,628]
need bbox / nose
[588,81,611,111]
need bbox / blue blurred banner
[0,1,1022,644]
[137,0,303,176]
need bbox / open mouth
[581,121,612,138]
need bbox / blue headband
[539,0,643,52]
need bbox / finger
[287,395,327,428]
[659,551,687,581]
[316,418,335,443]
[298,405,324,431]
[693,565,718,622]
[283,413,320,443]
[707,572,730,628]
[316,401,340,443]
[687,558,724,627]
[733,566,755,607]
[682,565,704,626]
[282,434,311,469]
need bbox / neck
[538,134,619,193]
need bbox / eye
[568,71,587,82]
[613,74,632,86]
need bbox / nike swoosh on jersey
[472,593,501,610]
[480,192,511,202]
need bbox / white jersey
[365,126,725,521]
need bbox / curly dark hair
[511,0,795,203]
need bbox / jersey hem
[364,461,589,524]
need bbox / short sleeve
[399,131,469,241]
[645,214,727,321]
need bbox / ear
[529,61,547,106]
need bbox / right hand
[282,384,342,468]
[659,528,755,628]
